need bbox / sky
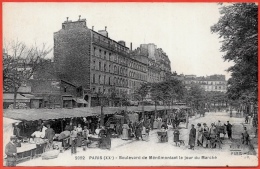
[3,3,234,80]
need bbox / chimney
[130,42,132,51]
[78,15,81,21]
[66,17,69,22]
[92,26,94,30]
[105,26,107,31]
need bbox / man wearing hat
[224,121,232,139]
[5,136,17,166]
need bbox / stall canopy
[3,107,126,121]
[3,105,191,121]
[3,117,21,156]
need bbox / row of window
[92,74,128,88]
[129,80,142,89]
[92,34,128,52]
[185,81,226,85]
[92,86,127,96]
[92,59,128,77]
[93,47,127,66]
[128,70,147,81]
[128,60,147,72]
[204,86,226,90]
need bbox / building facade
[179,74,227,93]
[54,18,172,106]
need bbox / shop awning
[73,98,88,104]
[3,107,124,121]
[3,105,190,121]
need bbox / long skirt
[197,132,203,145]
[188,135,195,146]
[135,128,142,139]
[77,136,82,147]
[153,121,158,129]
[71,139,77,154]
[203,136,210,147]
[158,121,162,129]
[122,129,129,140]
[174,134,179,142]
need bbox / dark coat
[45,128,55,142]
[5,142,17,162]
[188,128,196,146]
[173,130,180,142]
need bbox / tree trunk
[13,87,18,109]
[100,105,104,126]
[142,98,144,119]
[155,99,157,118]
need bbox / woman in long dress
[188,124,196,150]
[122,123,130,140]
[173,128,180,146]
[197,123,203,146]
[76,124,83,147]
[157,117,163,129]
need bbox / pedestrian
[157,116,163,129]
[70,126,78,155]
[135,119,143,140]
[122,122,130,140]
[141,126,146,141]
[224,121,232,139]
[216,120,222,127]
[13,123,21,138]
[197,123,203,147]
[202,123,210,148]
[76,124,83,147]
[209,123,217,138]
[150,115,155,130]
[245,115,249,124]
[65,122,73,131]
[82,126,90,151]
[5,136,17,166]
[45,124,55,149]
[31,126,45,143]
[173,128,180,146]
[242,127,250,145]
[188,124,196,150]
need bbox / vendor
[5,136,17,166]
[76,124,83,147]
[65,122,73,131]
[45,124,55,150]
[82,126,90,151]
[13,123,21,138]
[70,126,78,155]
[31,126,44,143]
[95,126,101,136]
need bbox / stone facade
[54,18,172,105]
[175,74,228,93]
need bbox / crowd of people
[188,120,233,150]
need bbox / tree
[211,3,258,105]
[3,40,52,109]
[134,83,150,118]
[184,84,205,110]
[150,82,163,117]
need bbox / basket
[42,150,60,160]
